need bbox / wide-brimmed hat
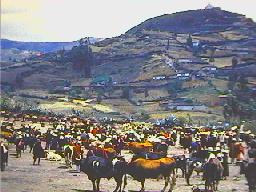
[221,149,229,154]
[208,147,214,151]
[208,153,216,159]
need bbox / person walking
[16,139,24,158]
[32,139,44,165]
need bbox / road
[1,145,249,192]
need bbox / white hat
[221,149,229,154]
[208,153,216,160]
[208,147,214,151]
[217,153,223,158]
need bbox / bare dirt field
[1,145,249,192]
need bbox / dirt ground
[1,144,249,192]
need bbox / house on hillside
[176,72,191,80]
[91,75,112,85]
[197,66,217,78]
[152,76,166,80]
[177,58,208,65]
[167,102,208,112]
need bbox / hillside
[1,7,256,123]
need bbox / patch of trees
[232,57,238,68]
[167,80,183,96]
[0,95,40,113]
[223,94,241,121]
[70,38,93,77]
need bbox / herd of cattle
[1,111,256,192]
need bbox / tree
[0,97,11,110]
[238,76,248,91]
[96,94,103,104]
[122,87,131,99]
[70,37,93,77]
[176,117,188,127]
[209,47,216,62]
[187,113,193,125]
[166,39,170,50]
[232,57,238,68]
[168,80,183,95]
[186,34,193,47]
[139,110,150,121]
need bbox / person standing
[72,141,83,172]
[222,151,229,179]
[1,141,8,171]
[32,139,44,165]
[16,139,24,158]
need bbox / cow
[128,142,153,154]
[229,142,245,164]
[192,185,214,192]
[127,157,176,192]
[80,156,127,192]
[185,150,210,185]
[180,134,192,151]
[87,147,117,160]
[131,151,166,161]
[186,158,205,185]
[244,162,256,192]
[173,155,187,178]
[203,158,223,191]
[240,147,256,192]
[153,142,168,155]
[45,150,62,161]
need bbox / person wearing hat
[221,151,229,179]
[32,139,45,165]
[72,141,84,172]
[16,138,24,158]
[45,130,52,150]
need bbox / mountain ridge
[0,37,103,53]
[126,8,255,35]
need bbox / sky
[1,0,256,42]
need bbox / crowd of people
[1,110,256,191]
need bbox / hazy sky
[1,0,256,42]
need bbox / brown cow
[229,142,245,163]
[128,142,153,154]
[87,147,117,160]
[127,157,176,192]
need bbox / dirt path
[1,145,249,192]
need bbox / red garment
[73,144,83,160]
[91,129,97,135]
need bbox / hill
[1,7,256,123]
[0,37,102,53]
[127,8,255,34]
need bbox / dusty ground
[1,144,249,192]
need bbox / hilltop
[127,8,255,34]
[1,7,256,123]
